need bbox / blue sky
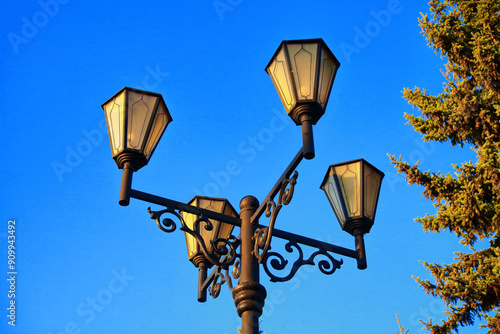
[1,1,485,333]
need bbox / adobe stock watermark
[7,0,71,54]
[407,298,445,332]
[48,268,135,334]
[213,0,243,22]
[339,0,403,63]
[51,65,169,182]
[192,107,291,197]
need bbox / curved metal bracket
[253,171,298,263]
[208,259,241,298]
[261,240,344,282]
[147,207,237,269]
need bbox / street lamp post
[102,38,384,334]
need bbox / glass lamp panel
[126,90,158,152]
[363,163,383,220]
[217,221,234,247]
[287,43,318,101]
[267,47,296,112]
[143,100,172,160]
[218,201,237,241]
[318,45,338,109]
[182,209,200,259]
[197,197,224,254]
[182,197,238,261]
[335,162,362,218]
[322,173,347,225]
[103,90,126,156]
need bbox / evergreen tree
[389,0,500,333]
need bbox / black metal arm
[251,148,304,223]
[122,147,365,302]
[131,189,241,226]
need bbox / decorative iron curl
[212,235,238,259]
[253,171,298,263]
[206,256,240,299]
[209,267,224,298]
[261,240,343,282]
[209,266,236,298]
[148,207,178,233]
[147,207,237,269]
[232,259,241,281]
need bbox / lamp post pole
[233,196,266,334]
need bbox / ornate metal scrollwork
[209,267,234,298]
[253,171,298,263]
[209,267,224,298]
[147,207,237,269]
[148,206,179,233]
[207,257,240,299]
[261,240,344,282]
[232,259,241,281]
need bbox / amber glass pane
[219,202,236,242]
[183,198,208,259]
[126,91,158,151]
[364,163,382,219]
[144,100,171,160]
[287,43,318,101]
[267,47,296,112]
[182,207,199,259]
[335,162,362,218]
[103,90,126,156]
[198,198,224,254]
[318,45,337,109]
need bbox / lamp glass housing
[265,38,340,124]
[320,159,384,235]
[181,196,238,266]
[102,87,172,170]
